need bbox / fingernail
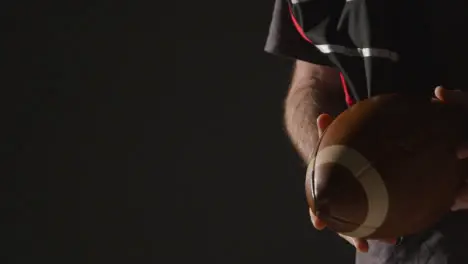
[313,216,326,230]
[315,222,325,231]
[352,240,367,253]
[358,244,368,253]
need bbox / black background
[6,1,354,263]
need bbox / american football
[305,94,468,239]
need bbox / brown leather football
[305,93,468,239]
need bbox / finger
[434,86,446,101]
[309,209,326,230]
[309,113,332,231]
[317,113,333,136]
[434,86,468,106]
[354,239,370,253]
[338,234,369,253]
[434,86,451,102]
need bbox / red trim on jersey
[339,73,353,106]
[288,4,353,106]
[288,5,313,44]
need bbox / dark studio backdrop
[180,2,468,263]
[175,1,354,263]
[5,1,353,263]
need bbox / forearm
[284,64,346,163]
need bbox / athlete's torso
[286,0,468,263]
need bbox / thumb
[317,113,333,137]
[309,210,327,230]
[434,86,467,106]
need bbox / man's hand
[311,88,468,252]
[434,87,468,211]
[310,114,397,253]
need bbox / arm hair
[284,60,347,162]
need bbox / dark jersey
[266,0,468,105]
[265,0,468,263]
